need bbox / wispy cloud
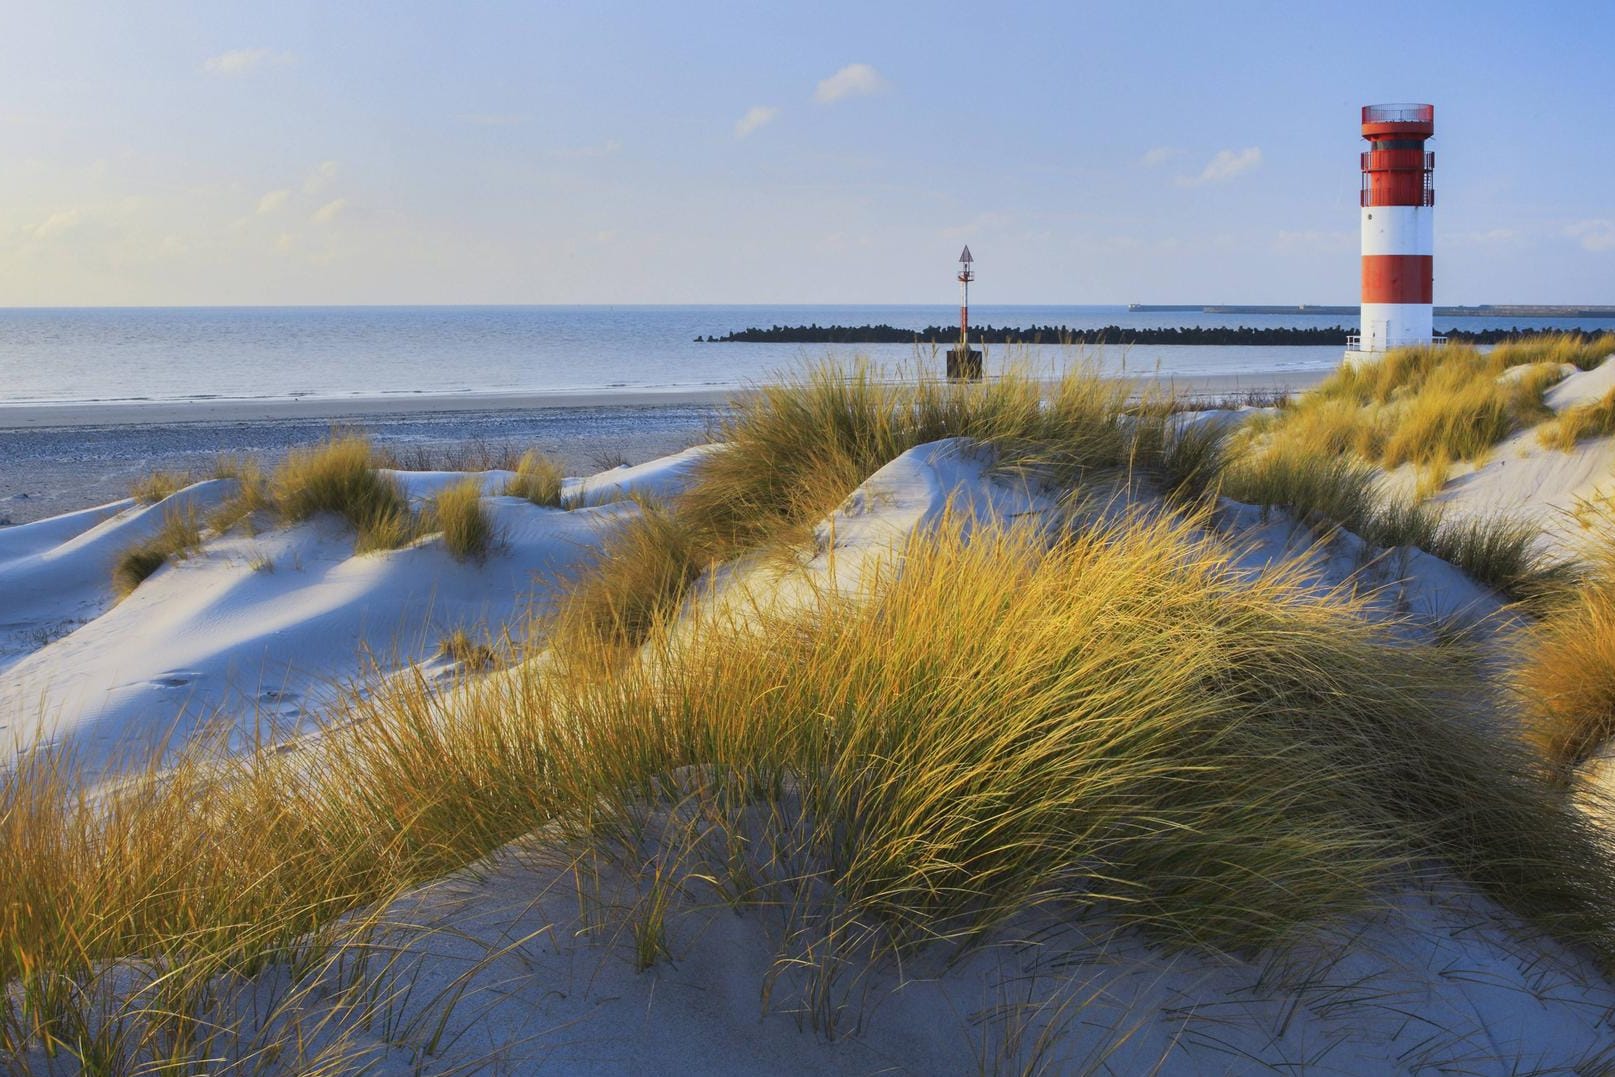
[1567,219,1615,252]
[734,105,780,138]
[1139,146,1184,168]
[202,48,294,76]
[1177,147,1262,187]
[814,63,885,104]
[32,209,84,240]
[303,161,340,195]
[256,189,291,215]
[311,198,349,225]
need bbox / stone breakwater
[702,324,1614,346]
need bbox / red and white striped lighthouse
[1355,103,1435,355]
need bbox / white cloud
[814,63,885,104]
[311,198,349,225]
[1177,147,1263,187]
[256,189,291,215]
[1567,219,1615,252]
[734,105,780,138]
[303,161,340,194]
[1139,146,1184,168]
[202,48,293,76]
[32,209,83,240]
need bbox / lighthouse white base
[1348,302,1435,362]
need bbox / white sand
[0,449,715,775]
[8,388,1615,1070]
[1401,357,1615,558]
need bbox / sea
[5,305,1611,407]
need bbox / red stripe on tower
[1362,255,1434,304]
[1353,104,1435,358]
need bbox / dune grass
[207,456,274,534]
[1488,331,1615,373]
[504,450,566,507]
[13,364,1615,1063]
[1517,523,1615,769]
[438,627,499,671]
[554,362,1186,656]
[128,470,192,505]
[9,511,1615,1066]
[1235,343,1567,494]
[1538,386,1615,451]
[111,508,202,598]
[1218,445,1566,601]
[427,477,495,562]
[269,435,419,553]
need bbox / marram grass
[504,450,566,507]
[111,507,202,598]
[1488,331,1615,373]
[8,514,1615,1064]
[1234,343,1568,491]
[427,476,494,561]
[127,470,192,506]
[1539,385,1615,451]
[553,361,1191,656]
[270,434,417,552]
[1217,442,1566,601]
[1518,529,1615,769]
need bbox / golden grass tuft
[1219,446,1565,600]
[1538,386,1615,452]
[270,435,417,552]
[111,507,202,597]
[504,450,565,507]
[128,470,192,505]
[552,499,708,659]
[606,517,1615,953]
[1488,331,1615,373]
[207,456,274,534]
[1237,343,1563,489]
[438,627,499,670]
[554,362,1176,656]
[1518,524,1615,768]
[427,477,495,562]
[11,515,1615,1065]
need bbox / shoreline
[0,369,1331,431]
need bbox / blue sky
[3,1,1611,305]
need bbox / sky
[2,1,1612,307]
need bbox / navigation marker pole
[948,246,983,381]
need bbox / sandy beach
[6,352,1615,1071]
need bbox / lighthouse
[1352,103,1436,357]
